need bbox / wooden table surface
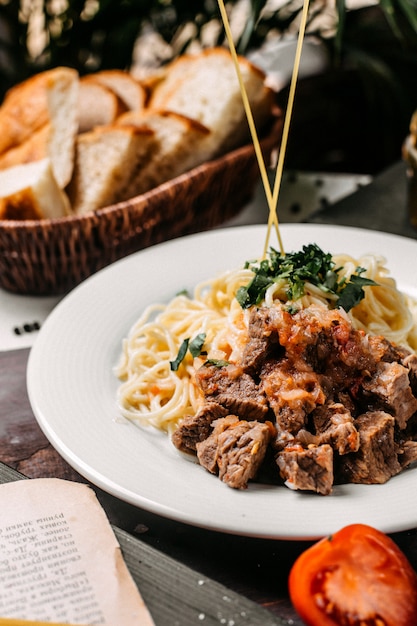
[2,160,417,625]
[0,346,304,624]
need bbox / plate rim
[27,223,417,540]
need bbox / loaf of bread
[148,47,275,157]
[0,67,79,188]
[0,122,72,190]
[116,109,210,192]
[0,48,276,220]
[0,158,70,220]
[67,124,158,215]
[77,78,128,133]
[86,69,147,112]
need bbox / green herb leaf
[236,273,272,307]
[285,304,299,315]
[170,338,189,371]
[204,359,230,368]
[236,245,378,312]
[336,273,377,312]
[189,333,206,357]
[170,333,207,371]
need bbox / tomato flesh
[288,524,417,626]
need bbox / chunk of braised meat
[336,391,357,416]
[270,304,374,374]
[171,402,228,453]
[400,350,417,395]
[272,424,298,452]
[312,402,360,455]
[398,440,417,469]
[261,358,326,433]
[173,301,417,495]
[240,306,281,373]
[195,363,268,421]
[258,304,380,416]
[362,362,417,429]
[367,336,417,394]
[276,443,334,495]
[196,415,273,489]
[337,410,401,484]
[367,334,407,363]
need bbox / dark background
[0,0,416,176]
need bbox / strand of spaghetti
[264,0,311,257]
[216,0,283,253]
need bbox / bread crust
[148,47,275,158]
[0,67,78,155]
[67,124,157,214]
[85,69,147,112]
[0,158,70,220]
[116,109,211,192]
[0,124,51,169]
[78,78,128,132]
[0,47,277,218]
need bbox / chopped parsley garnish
[204,359,230,368]
[170,338,189,371]
[285,304,300,315]
[336,271,377,311]
[236,244,377,313]
[189,333,207,357]
[170,333,206,371]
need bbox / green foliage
[0,0,416,171]
[0,1,416,87]
[0,0,224,93]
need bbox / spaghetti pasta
[115,251,417,433]
[333,253,417,351]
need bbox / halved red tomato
[289,523,417,626]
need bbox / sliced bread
[67,124,158,215]
[0,67,79,155]
[0,120,74,189]
[86,69,147,112]
[116,109,210,191]
[0,67,79,186]
[0,158,71,220]
[77,78,127,133]
[148,47,275,157]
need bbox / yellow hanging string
[217,0,310,258]
[266,0,310,257]
[217,0,283,253]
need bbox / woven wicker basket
[0,116,282,295]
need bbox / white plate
[27,224,417,540]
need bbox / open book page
[0,478,154,625]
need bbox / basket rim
[0,112,283,231]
